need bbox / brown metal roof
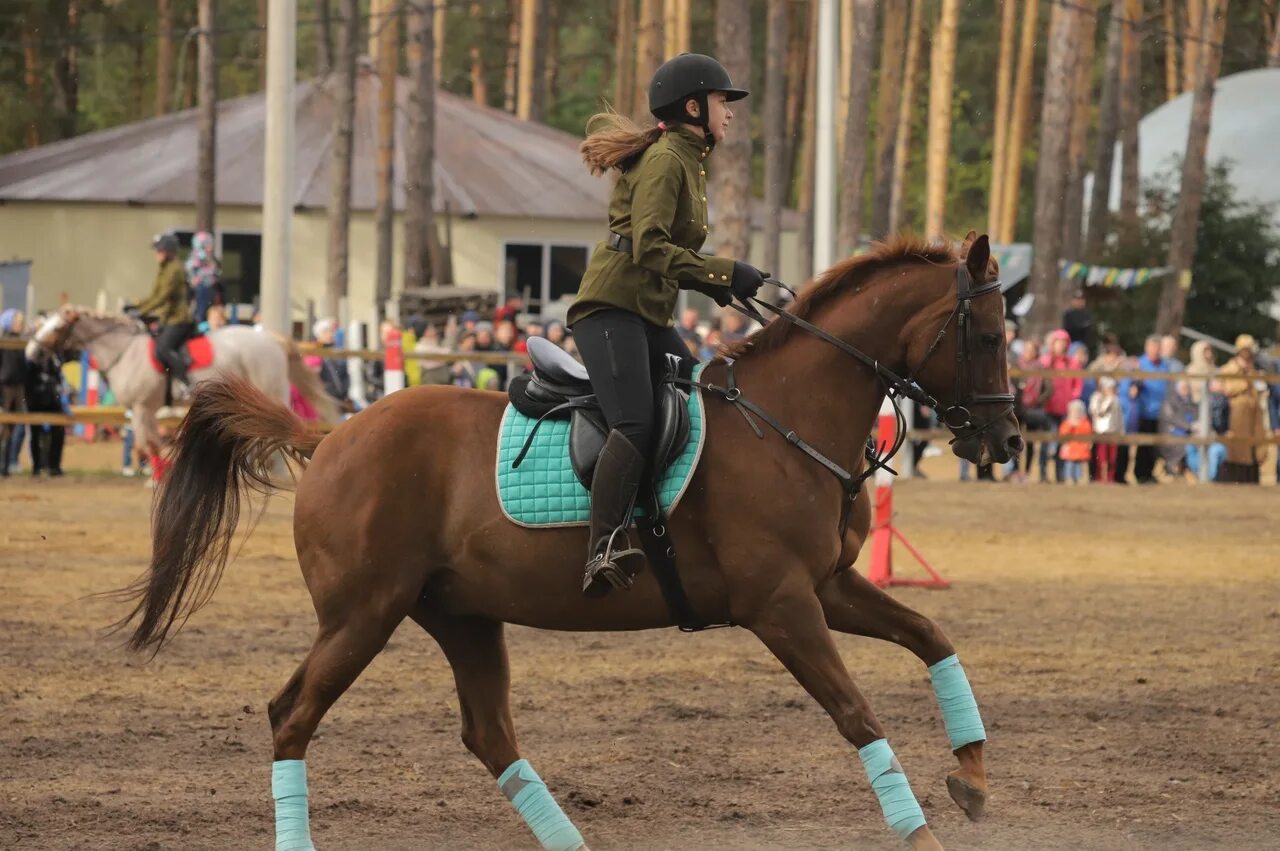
[0,63,799,229]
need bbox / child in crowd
[1088,376,1123,482]
[1058,399,1093,484]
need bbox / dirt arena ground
[3,441,1277,850]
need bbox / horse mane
[65,305,135,324]
[721,235,958,360]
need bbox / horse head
[903,231,1023,465]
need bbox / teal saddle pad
[495,362,708,528]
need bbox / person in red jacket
[1039,329,1084,482]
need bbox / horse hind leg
[410,606,588,851]
[818,568,988,821]
[266,592,413,850]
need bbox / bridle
[36,311,143,375]
[733,264,1015,444]
[686,262,1016,536]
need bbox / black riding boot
[582,430,648,598]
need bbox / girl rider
[571,53,768,597]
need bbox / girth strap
[634,491,732,633]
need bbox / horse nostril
[1007,434,1025,454]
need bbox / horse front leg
[818,568,988,820]
[742,581,943,850]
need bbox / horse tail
[283,338,342,424]
[110,374,324,655]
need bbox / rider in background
[136,233,195,389]
[185,231,224,325]
[570,53,768,597]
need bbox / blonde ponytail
[579,109,664,176]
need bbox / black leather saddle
[508,336,692,489]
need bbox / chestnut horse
[115,235,1021,851]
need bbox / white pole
[812,0,839,277]
[260,0,296,336]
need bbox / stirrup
[582,527,645,598]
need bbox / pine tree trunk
[469,2,489,105]
[435,0,447,83]
[517,0,540,120]
[713,0,753,261]
[1269,2,1280,66]
[183,30,197,110]
[889,0,924,235]
[677,0,691,53]
[1085,1,1123,257]
[1027,0,1081,339]
[1162,0,1179,99]
[196,0,217,233]
[544,1,560,107]
[870,1,905,239]
[1061,0,1097,261]
[1183,0,1202,93]
[763,0,788,277]
[783,0,809,192]
[838,0,853,164]
[375,0,399,314]
[999,0,1039,243]
[326,0,359,320]
[405,0,438,290]
[797,0,819,278]
[840,0,877,253]
[665,0,686,57]
[22,24,42,148]
[316,0,333,76]
[614,0,635,115]
[257,0,268,89]
[1117,0,1142,245]
[925,0,959,240]
[635,0,664,119]
[156,0,174,115]
[504,0,519,112]
[58,0,80,138]
[1158,0,1229,334]
[988,0,1017,239]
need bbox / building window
[503,242,590,312]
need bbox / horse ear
[959,230,978,252]
[965,234,991,283]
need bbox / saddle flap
[569,408,608,486]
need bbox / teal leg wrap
[498,759,585,851]
[272,760,316,851]
[928,654,987,750]
[858,739,927,841]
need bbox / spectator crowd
[936,292,1279,486]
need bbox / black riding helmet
[151,232,180,255]
[648,53,748,149]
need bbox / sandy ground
[2,439,1278,850]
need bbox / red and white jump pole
[383,327,405,395]
[865,395,950,589]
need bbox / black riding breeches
[572,309,694,455]
[155,323,194,376]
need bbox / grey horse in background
[31,306,338,475]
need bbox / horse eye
[980,333,1001,351]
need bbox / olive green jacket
[137,258,193,325]
[568,127,735,328]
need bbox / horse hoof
[946,773,986,821]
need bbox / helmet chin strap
[694,92,716,150]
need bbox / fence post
[347,319,367,409]
[383,327,405,394]
[1197,377,1211,483]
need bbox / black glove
[731,261,769,302]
